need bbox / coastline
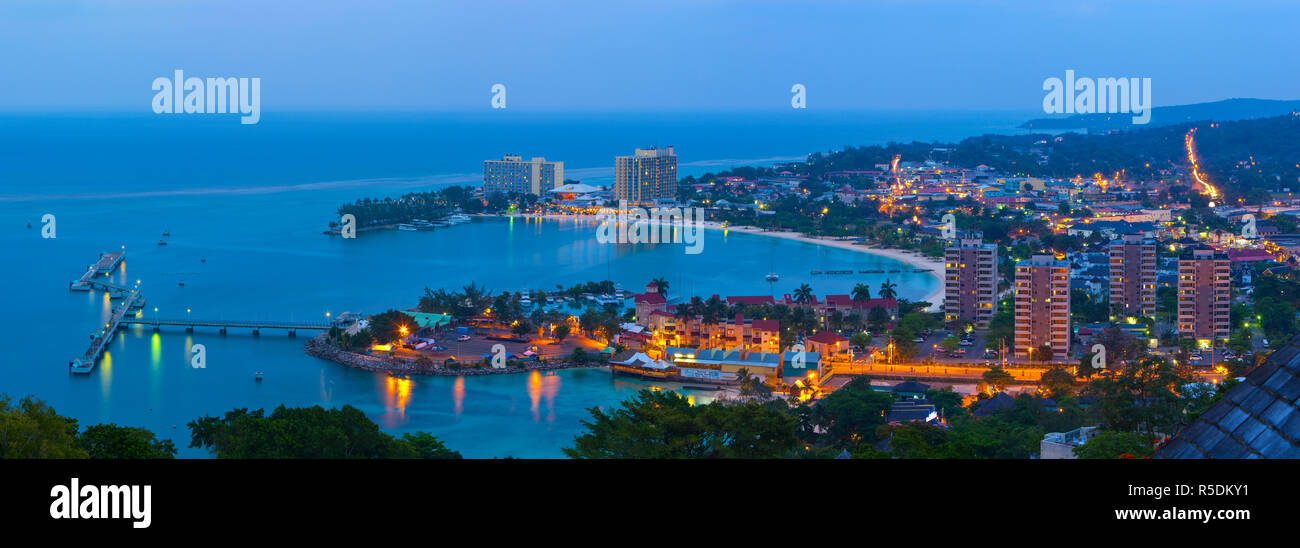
[304,333,600,376]
[514,213,946,310]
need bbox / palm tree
[878,279,898,300]
[851,283,872,303]
[650,277,669,299]
[793,284,813,305]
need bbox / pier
[120,317,332,336]
[70,288,142,374]
[69,251,125,290]
[65,250,334,375]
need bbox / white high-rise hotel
[615,146,677,203]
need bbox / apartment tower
[944,231,998,327]
[1107,233,1157,318]
[1014,254,1071,359]
[1177,247,1230,345]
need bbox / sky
[0,0,1296,112]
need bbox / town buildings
[1014,255,1071,359]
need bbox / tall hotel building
[944,232,998,327]
[1177,247,1231,345]
[1108,233,1157,318]
[1014,255,1071,359]
[482,155,563,196]
[614,146,677,204]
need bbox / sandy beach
[515,213,946,310]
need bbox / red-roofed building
[726,295,777,306]
[804,330,849,358]
[634,292,667,325]
[1227,249,1275,263]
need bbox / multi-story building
[944,232,998,327]
[1014,255,1071,359]
[1177,247,1231,345]
[483,155,563,196]
[1108,233,1157,318]
[614,146,677,203]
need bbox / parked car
[457,334,471,342]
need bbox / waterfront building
[673,313,781,354]
[1177,247,1231,345]
[483,155,564,196]
[1014,255,1071,359]
[614,146,677,203]
[1108,233,1157,318]
[944,232,998,327]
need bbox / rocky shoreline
[303,334,601,376]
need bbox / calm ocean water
[0,110,1027,457]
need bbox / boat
[397,223,418,231]
[157,239,167,246]
[446,213,472,224]
[201,256,207,263]
[162,229,170,237]
[765,272,779,282]
[254,372,263,382]
[177,280,185,287]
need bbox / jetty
[120,317,332,336]
[69,251,125,291]
[69,287,143,374]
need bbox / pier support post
[220,328,227,335]
[288,330,296,338]
[185,326,194,333]
[252,329,260,337]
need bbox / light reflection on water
[452,376,464,417]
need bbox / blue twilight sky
[0,0,1295,112]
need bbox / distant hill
[1020,98,1300,131]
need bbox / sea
[0,109,1032,457]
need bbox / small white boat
[446,213,472,224]
[397,224,418,231]
[765,272,779,282]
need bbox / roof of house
[751,319,780,332]
[806,330,849,345]
[892,381,932,394]
[726,295,776,306]
[634,292,666,305]
[973,392,1016,417]
[1156,334,1300,458]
